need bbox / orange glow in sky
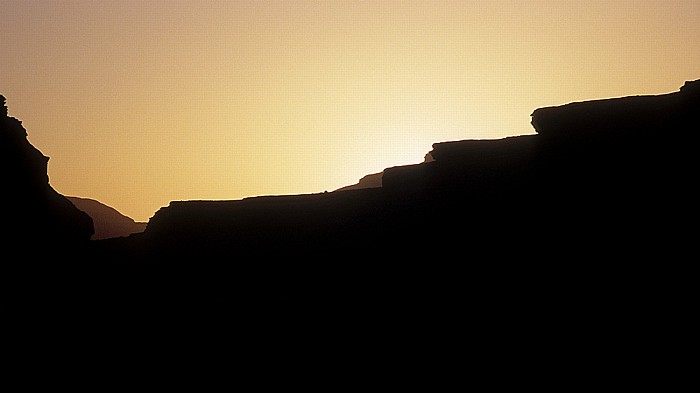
[2,0,699,221]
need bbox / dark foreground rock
[5,82,697,369]
[98,80,694,308]
[0,95,93,250]
[116,80,698,263]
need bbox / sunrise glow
[2,0,698,221]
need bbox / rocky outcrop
[334,149,435,192]
[382,135,539,196]
[67,197,146,240]
[84,80,698,350]
[125,79,698,264]
[1,95,94,248]
[531,79,700,139]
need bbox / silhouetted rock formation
[67,197,146,240]
[98,77,700,301]
[0,95,93,249]
[334,171,383,191]
[334,150,435,192]
[107,79,697,272]
[20,81,696,359]
[531,79,700,139]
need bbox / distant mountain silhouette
[0,94,93,250]
[67,197,146,240]
[333,171,383,191]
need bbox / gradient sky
[2,0,699,221]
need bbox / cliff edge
[0,95,94,249]
[132,79,698,263]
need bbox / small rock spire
[0,95,7,117]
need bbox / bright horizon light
[1,0,699,221]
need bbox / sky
[1,0,699,222]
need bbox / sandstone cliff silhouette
[0,95,93,250]
[7,81,696,374]
[85,79,698,335]
[67,197,146,240]
[114,80,696,264]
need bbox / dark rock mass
[0,95,93,250]
[97,80,698,324]
[132,79,697,265]
[7,81,696,363]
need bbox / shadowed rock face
[1,95,94,248]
